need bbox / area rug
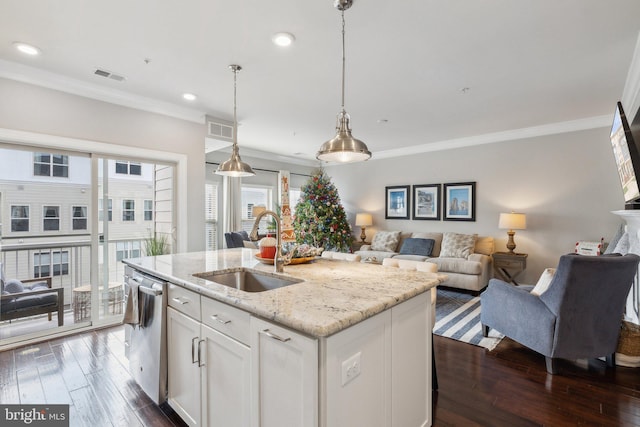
[434,289,504,351]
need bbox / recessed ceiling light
[182,93,197,101]
[13,42,41,56]
[272,32,295,47]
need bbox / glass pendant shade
[317,110,371,163]
[215,64,255,177]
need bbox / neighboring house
[0,148,158,306]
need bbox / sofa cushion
[4,279,24,294]
[393,254,429,262]
[399,238,435,257]
[430,257,482,275]
[440,232,477,258]
[371,231,401,252]
[356,250,398,263]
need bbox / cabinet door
[201,324,251,427]
[167,307,202,427]
[250,317,318,427]
[391,292,431,427]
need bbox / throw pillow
[4,279,24,294]
[371,231,401,252]
[399,238,435,257]
[530,268,557,296]
[439,232,477,259]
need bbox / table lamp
[355,213,373,243]
[498,212,527,253]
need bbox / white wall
[0,78,206,252]
[326,127,623,284]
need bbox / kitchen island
[124,248,443,427]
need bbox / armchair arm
[468,253,492,288]
[480,279,557,356]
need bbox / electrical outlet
[341,352,362,386]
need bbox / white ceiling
[1,0,640,164]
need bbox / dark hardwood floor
[1,325,639,426]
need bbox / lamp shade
[355,213,373,227]
[498,212,527,230]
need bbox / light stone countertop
[123,248,444,338]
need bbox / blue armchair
[481,253,639,374]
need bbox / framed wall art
[385,185,410,219]
[443,182,476,221]
[412,184,441,220]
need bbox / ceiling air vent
[206,115,234,142]
[94,68,126,82]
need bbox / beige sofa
[355,231,495,293]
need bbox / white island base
[251,291,432,427]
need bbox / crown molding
[0,59,205,124]
[371,115,611,161]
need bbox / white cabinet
[167,307,202,427]
[167,294,251,427]
[250,317,318,427]
[324,291,432,427]
[201,324,251,427]
[167,288,432,427]
[391,291,432,427]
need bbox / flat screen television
[610,101,640,209]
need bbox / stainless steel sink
[193,269,303,292]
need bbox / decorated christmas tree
[293,169,353,252]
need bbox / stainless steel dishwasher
[124,265,168,405]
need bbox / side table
[492,252,528,286]
[352,241,370,252]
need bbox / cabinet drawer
[168,284,201,321]
[202,297,251,345]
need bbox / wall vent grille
[206,116,234,142]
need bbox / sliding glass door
[0,143,174,346]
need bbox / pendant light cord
[233,67,238,146]
[341,9,346,111]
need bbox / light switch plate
[341,352,362,386]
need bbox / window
[72,206,88,230]
[34,153,69,177]
[116,241,141,261]
[122,200,135,221]
[144,200,153,221]
[115,161,142,176]
[241,185,272,233]
[290,188,302,217]
[99,198,112,221]
[43,206,60,231]
[205,183,218,250]
[33,250,69,277]
[11,205,29,232]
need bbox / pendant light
[317,0,371,163]
[216,64,256,177]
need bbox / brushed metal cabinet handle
[262,329,291,343]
